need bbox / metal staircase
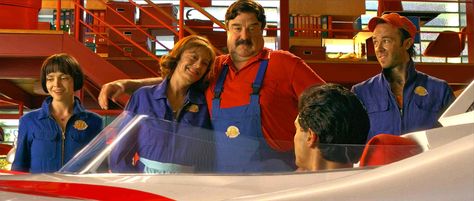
[0,0,225,117]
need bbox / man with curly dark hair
[295,84,369,171]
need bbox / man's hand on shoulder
[98,77,164,109]
[98,80,126,110]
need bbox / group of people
[12,0,454,174]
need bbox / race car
[0,81,473,200]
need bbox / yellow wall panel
[42,0,108,10]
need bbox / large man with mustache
[99,0,325,172]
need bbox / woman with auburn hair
[110,35,216,173]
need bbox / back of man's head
[298,83,370,163]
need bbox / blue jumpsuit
[352,60,454,140]
[12,97,103,173]
[109,78,213,173]
[212,60,294,173]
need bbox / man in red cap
[352,13,454,141]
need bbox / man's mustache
[236,39,252,46]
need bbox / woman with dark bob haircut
[12,53,103,173]
[110,35,216,173]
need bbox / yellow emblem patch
[73,120,88,131]
[225,126,240,138]
[187,104,199,113]
[414,86,428,96]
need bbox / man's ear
[403,37,413,50]
[307,129,318,148]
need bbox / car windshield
[59,111,423,175]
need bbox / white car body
[1,81,473,201]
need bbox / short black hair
[225,0,266,29]
[40,53,84,93]
[298,83,370,163]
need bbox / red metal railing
[183,0,225,30]
[80,21,159,77]
[0,97,24,119]
[73,3,161,77]
[58,0,227,61]
[55,0,61,31]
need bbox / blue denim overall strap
[139,157,194,174]
[212,60,293,173]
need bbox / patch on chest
[73,120,88,131]
[225,125,240,138]
[187,104,199,113]
[414,86,428,96]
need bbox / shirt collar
[152,77,205,104]
[222,48,271,68]
[152,77,169,100]
[380,59,418,88]
[38,96,86,119]
[405,59,417,84]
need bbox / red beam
[0,80,35,108]
[74,0,84,42]
[89,109,123,116]
[179,0,184,40]
[0,57,44,78]
[0,114,22,119]
[280,0,289,50]
[0,31,63,57]
[56,0,61,31]
[308,61,474,86]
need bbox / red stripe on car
[0,180,174,200]
[0,169,28,175]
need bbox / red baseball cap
[368,13,417,40]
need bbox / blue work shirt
[109,78,213,173]
[12,96,103,173]
[352,60,454,140]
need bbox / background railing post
[74,0,84,41]
[179,0,185,40]
[56,0,61,31]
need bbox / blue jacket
[12,97,103,173]
[109,78,213,173]
[352,60,454,140]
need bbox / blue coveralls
[12,96,103,173]
[109,78,214,173]
[212,60,294,173]
[352,60,454,140]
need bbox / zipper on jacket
[175,100,190,122]
[50,115,66,167]
[61,131,65,166]
[171,101,189,161]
